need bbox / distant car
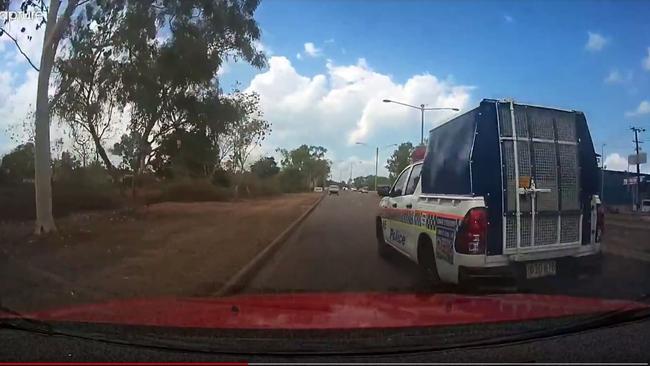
[642,199,650,213]
[376,185,391,196]
[314,187,323,192]
[350,187,357,192]
[360,187,369,193]
[328,185,340,195]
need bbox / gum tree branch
[0,27,40,71]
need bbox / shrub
[53,181,122,214]
[0,179,122,221]
[278,168,307,193]
[211,168,231,187]
[159,179,232,202]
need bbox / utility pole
[600,143,606,202]
[375,146,379,191]
[631,126,645,211]
[349,162,353,185]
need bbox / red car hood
[4,293,647,330]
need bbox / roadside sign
[628,152,647,165]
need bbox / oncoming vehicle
[329,184,340,195]
[360,187,369,193]
[314,186,323,193]
[377,99,603,285]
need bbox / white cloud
[503,15,514,23]
[604,69,633,84]
[296,52,302,60]
[585,32,608,52]
[604,153,628,171]
[643,47,650,71]
[604,69,622,84]
[253,40,273,56]
[245,56,472,156]
[324,38,335,44]
[216,62,230,76]
[0,70,38,152]
[303,42,322,57]
[625,100,650,117]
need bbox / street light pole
[420,104,425,145]
[382,99,459,145]
[356,142,397,191]
[375,146,379,191]
[600,143,606,202]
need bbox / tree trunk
[90,131,119,181]
[33,5,60,234]
[33,0,78,234]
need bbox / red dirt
[0,193,320,312]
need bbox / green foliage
[233,172,282,197]
[112,0,267,172]
[0,160,121,221]
[111,132,140,171]
[154,129,219,179]
[386,142,414,179]
[278,167,307,193]
[211,168,232,187]
[277,145,330,189]
[0,143,35,183]
[218,91,270,172]
[159,179,231,203]
[51,2,123,174]
[350,175,391,188]
[251,156,280,178]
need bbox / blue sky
[220,0,650,177]
[2,0,650,178]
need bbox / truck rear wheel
[376,218,392,258]
[418,235,440,283]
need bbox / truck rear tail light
[455,208,488,255]
[596,204,604,243]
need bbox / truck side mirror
[377,186,390,197]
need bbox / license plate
[526,261,557,279]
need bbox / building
[601,169,650,209]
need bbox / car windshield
[1,0,650,361]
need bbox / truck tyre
[418,235,440,283]
[376,218,392,258]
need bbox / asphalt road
[244,190,650,301]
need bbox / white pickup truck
[376,99,603,285]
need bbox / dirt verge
[0,193,320,312]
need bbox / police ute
[376,99,603,284]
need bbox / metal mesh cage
[514,106,529,138]
[517,140,532,213]
[559,144,580,211]
[556,114,577,142]
[560,214,581,243]
[535,215,558,246]
[505,216,517,249]
[499,104,513,137]
[528,109,556,140]
[533,142,559,211]
[520,216,532,247]
[499,102,582,252]
[503,141,517,212]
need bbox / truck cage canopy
[421,99,600,255]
